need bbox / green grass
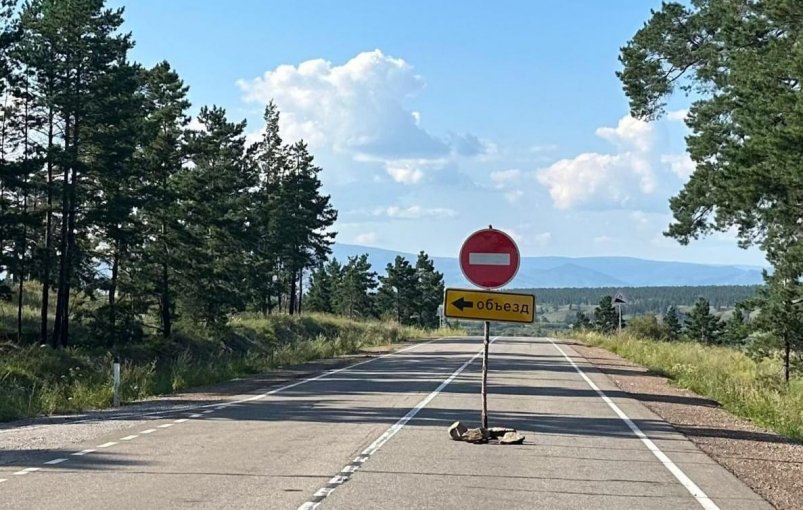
[571,331,803,440]
[0,313,461,422]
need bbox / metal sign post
[481,320,490,429]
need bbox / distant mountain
[330,244,766,288]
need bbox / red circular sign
[459,228,520,289]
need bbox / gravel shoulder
[0,339,431,467]
[569,339,803,510]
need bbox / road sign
[459,227,520,289]
[444,288,535,324]
[613,292,627,305]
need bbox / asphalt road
[0,337,771,509]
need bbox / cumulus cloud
[355,232,379,244]
[667,109,689,122]
[536,115,658,210]
[237,50,489,184]
[374,206,457,219]
[660,153,695,180]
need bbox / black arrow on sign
[452,297,474,311]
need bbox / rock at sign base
[463,428,489,444]
[448,421,468,441]
[499,431,525,445]
[487,427,516,439]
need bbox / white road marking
[43,458,68,465]
[157,423,173,428]
[72,449,95,456]
[140,429,157,434]
[13,468,40,475]
[97,442,118,448]
[298,337,498,510]
[0,478,6,483]
[201,410,214,414]
[174,418,188,423]
[189,413,203,418]
[120,435,138,441]
[468,252,510,265]
[548,338,720,510]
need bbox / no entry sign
[459,227,520,289]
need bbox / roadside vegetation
[0,312,456,422]
[572,330,803,441]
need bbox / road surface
[0,337,770,509]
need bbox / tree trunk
[784,336,791,383]
[108,238,119,345]
[297,269,303,314]
[52,119,71,348]
[16,85,30,343]
[288,270,297,316]
[40,106,54,345]
[160,261,172,338]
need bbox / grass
[0,312,461,422]
[570,330,803,440]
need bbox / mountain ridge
[330,244,765,288]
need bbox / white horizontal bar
[469,253,510,266]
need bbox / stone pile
[448,421,525,445]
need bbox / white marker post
[481,320,490,429]
[112,359,121,407]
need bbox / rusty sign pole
[481,320,490,429]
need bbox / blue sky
[111,0,766,266]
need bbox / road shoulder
[567,338,803,510]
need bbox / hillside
[331,244,766,288]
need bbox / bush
[627,315,669,341]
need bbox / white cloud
[630,211,649,226]
[355,232,379,244]
[532,232,553,247]
[238,50,489,184]
[536,115,657,210]
[490,169,523,188]
[667,109,689,122]
[660,153,695,180]
[504,190,525,204]
[375,206,457,219]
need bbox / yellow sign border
[443,288,535,324]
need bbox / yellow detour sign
[444,288,535,324]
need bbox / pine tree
[135,61,190,338]
[377,256,419,325]
[664,306,681,341]
[574,311,592,331]
[721,307,749,346]
[685,298,723,344]
[594,296,618,334]
[176,106,254,325]
[415,251,444,329]
[305,261,337,314]
[333,255,376,319]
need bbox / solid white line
[13,468,40,475]
[140,429,157,434]
[72,449,95,456]
[468,252,510,265]
[44,458,68,465]
[547,338,720,510]
[97,442,117,448]
[120,435,138,441]
[298,337,497,510]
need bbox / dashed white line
[72,449,96,456]
[548,338,720,510]
[298,337,498,510]
[97,442,118,448]
[0,478,7,483]
[201,410,214,414]
[140,429,157,434]
[174,418,188,423]
[43,458,68,465]
[189,413,203,418]
[120,435,138,441]
[13,468,40,475]
[157,423,173,429]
